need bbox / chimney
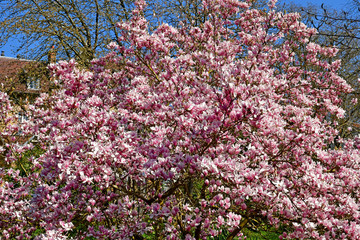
[1,51,4,56]
[48,46,56,63]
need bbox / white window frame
[18,112,28,124]
[27,77,40,90]
[17,112,28,135]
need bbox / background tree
[0,0,137,64]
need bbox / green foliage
[205,227,281,240]
[243,228,281,240]
[16,144,44,177]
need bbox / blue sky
[0,0,352,59]
[288,0,350,10]
[1,40,20,58]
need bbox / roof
[0,56,48,94]
[0,56,34,79]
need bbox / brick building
[0,54,52,102]
[0,51,55,167]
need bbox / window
[17,112,28,135]
[27,77,40,90]
[18,112,28,124]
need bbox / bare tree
[0,0,136,64]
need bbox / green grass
[204,227,281,240]
[244,228,281,240]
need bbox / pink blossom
[0,0,359,239]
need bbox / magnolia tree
[1,0,360,239]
